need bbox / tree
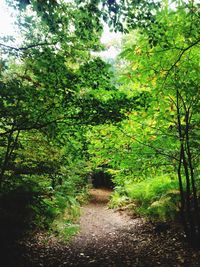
[116,0,200,245]
[0,0,134,208]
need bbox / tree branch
[116,125,178,161]
[0,42,58,51]
[167,38,200,73]
[0,117,64,137]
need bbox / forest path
[64,188,149,266]
[74,188,138,244]
[11,188,200,267]
[33,188,198,267]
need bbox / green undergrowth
[50,204,80,241]
[0,179,90,242]
[49,188,90,241]
[109,175,181,221]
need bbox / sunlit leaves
[86,1,199,193]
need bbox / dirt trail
[63,188,149,266]
[38,188,199,267]
[4,188,200,267]
[73,189,141,247]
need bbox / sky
[98,23,122,59]
[0,0,121,58]
[0,0,16,36]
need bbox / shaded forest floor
[2,188,200,267]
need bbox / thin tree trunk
[176,89,194,240]
[185,109,200,241]
[177,145,187,234]
[0,129,20,189]
[181,144,195,241]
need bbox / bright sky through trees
[0,0,15,35]
[99,23,122,59]
[0,0,121,58]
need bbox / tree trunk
[0,129,20,189]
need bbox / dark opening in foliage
[91,170,114,189]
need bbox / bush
[110,175,181,221]
[109,191,130,209]
[0,181,50,240]
[0,174,89,241]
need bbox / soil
[1,188,200,267]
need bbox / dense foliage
[0,0,199,246]
[86,0,200,245]
[0,0,112,237]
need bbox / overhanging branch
[0,42,58,51]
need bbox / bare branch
[0,42,58,51]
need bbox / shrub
[0,174,89,240]
[110,175,181,221]
[109,191,130,209]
